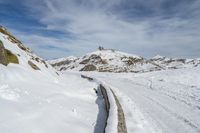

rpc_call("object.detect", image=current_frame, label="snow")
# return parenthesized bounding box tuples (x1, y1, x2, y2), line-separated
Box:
(48, 56, 78, 64)
(0, 65, 101, 133)
(0, 30, 102, 133)
(89, 49, 141, 60)
(49, 48, 200, 73)
(1, 26, 200, 133)
(49, 49, 161, 73)
(86, 49, 141, 68)
(85, 67, 200, 133)
(152, 55, 165, 60)
(0, 32, 57, 77)
(104, 87, 118, 133)
(0, 84, 20, 101)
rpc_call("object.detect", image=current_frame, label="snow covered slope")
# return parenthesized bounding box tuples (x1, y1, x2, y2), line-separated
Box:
(49, 49, 200, 73)
(150, 55, 200, 69)
(0, 26, 58, 76)
(86, 67, 200, 133)
(49, 49, 163, 73)
(0, 26, 102, 133)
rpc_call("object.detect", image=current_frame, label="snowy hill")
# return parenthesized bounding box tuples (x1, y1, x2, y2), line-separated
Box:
(0, 26, 58, 77)
(150, 55, 200, 69)
(49, 49, 164, 73)
(49, 50, 200, 73)
(0, 26, 102, 132)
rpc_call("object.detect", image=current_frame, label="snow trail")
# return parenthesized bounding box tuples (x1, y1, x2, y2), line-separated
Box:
(87, 69, 200, 133)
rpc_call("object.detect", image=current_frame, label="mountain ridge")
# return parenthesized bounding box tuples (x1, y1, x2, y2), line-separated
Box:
(49, 48, 200, 73)
(0, 25, 58, 76)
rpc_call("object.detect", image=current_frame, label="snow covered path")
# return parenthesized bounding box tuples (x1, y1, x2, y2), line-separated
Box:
(87, 68, 200, 133)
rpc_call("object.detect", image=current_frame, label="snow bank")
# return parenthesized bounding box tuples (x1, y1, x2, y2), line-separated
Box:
(101, 84, 118, 133)
(80, 74, 120, 133)
(106, 90, 118, 133)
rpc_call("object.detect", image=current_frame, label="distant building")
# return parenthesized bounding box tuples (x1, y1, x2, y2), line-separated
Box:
(98, 46, 104, 51)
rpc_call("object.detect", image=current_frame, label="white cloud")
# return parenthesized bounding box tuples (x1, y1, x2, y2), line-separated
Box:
(14, 0, 200, 59)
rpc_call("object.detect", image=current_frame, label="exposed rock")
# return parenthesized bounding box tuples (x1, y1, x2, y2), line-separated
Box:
(0, 26, 31, 53)
(49, 49, 200, 73)
(0, 40, 8, 65)
(79, 54, 107, 65)
(0, 40, 19, 66)
(28, 61, 40, 70)
(0, 26, 21, 44)
(52, 60, 73, 67)
(5, 49, 19, 64)
(80, 64, 97, 71)
(89, 54, 107, 64)
(122, 57, 142, 65)
(79, 59, 90, 64)
(60, 67, 67, 71)
(41, 60, 48, 68)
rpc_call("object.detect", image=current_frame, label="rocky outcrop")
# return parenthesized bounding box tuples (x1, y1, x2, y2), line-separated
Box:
(122, 56, 142, 65)
(0, 40, 19, 66)
(0, 26, 31, 53)
(49, 49, 200, 73)
(0, 25, 58, 75)
(0, 40, 8, 65)
(28, 61, 40, 70)
(5, 49, 19, 64)
(80, 64, 97, 71)
(48, 49, 163, 73)
(79, 54, 107, 65)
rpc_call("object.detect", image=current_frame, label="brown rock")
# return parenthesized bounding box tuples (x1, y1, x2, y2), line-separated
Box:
(80, 64, 97, 71)
(28, 60, 40, 70)
(0, 40, 8, 65)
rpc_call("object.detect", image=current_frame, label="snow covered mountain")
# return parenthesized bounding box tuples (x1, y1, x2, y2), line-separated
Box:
(49, 48, 200, 73)
(0, 26, 103, 133)
(49, 49, 164, 73)
(150, 55, 200, 69)
(1, 26, 200, 133)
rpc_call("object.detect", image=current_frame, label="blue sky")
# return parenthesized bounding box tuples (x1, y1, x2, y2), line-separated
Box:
(0, 0, 200, 59)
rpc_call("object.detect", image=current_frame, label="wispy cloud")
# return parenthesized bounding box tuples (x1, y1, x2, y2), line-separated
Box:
(1, 0, 200, 59)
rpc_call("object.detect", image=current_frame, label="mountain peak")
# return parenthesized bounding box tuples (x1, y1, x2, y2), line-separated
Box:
(49, 49, 161, 73)
(152, 55, 165, 60)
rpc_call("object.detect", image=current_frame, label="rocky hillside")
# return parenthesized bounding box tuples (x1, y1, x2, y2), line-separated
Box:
(49, 49, 200, 73)
(0, 25, 58, 76)
(49, 49, 165, 73)
(150, 55, 200, 69)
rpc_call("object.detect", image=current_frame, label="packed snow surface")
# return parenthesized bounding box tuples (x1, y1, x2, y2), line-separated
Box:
(86, 67, 200, 133)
